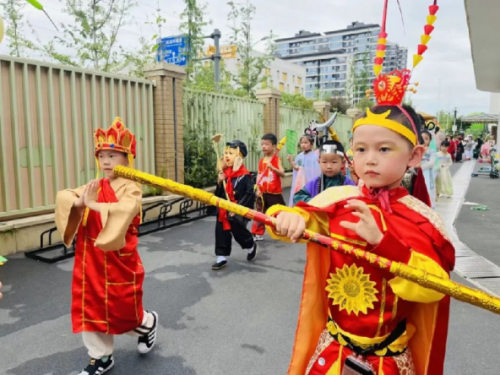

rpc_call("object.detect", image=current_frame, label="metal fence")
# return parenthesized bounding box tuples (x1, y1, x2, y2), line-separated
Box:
(183, 89, 265, 172)
(0, 56, 156, 219)
(278, 105, 321, 170)
(333, 113, 354, 147)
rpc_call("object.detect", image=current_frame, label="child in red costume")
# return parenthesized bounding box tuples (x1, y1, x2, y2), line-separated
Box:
(252, 133, 286, 241)
(270, 101, 455, 375)
(55, 118, 158, 375)
(267, 33, 456, 373)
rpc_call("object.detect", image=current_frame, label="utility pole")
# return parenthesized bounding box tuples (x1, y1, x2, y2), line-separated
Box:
(453, 107, 457, 135)
(201, 29, 222, 91)
(438, 79, 441, 124)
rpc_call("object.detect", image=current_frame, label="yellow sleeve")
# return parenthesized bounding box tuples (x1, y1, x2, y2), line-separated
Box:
(55, 185, 87, 247)
(388, 251, 449, 303)
(265, 204, 330, 243)
(94, 183, 141, 251)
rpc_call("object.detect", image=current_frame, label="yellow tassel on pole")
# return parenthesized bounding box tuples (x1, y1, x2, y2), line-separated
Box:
(413, 54, 424, 68)
(421, 35, 432, 45)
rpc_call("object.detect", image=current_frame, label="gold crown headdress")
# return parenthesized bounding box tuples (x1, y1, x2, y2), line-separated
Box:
(94, 117, 137, 176)
(353, 0, 440, 146)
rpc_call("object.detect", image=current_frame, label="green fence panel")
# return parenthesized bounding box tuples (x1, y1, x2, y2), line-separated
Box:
(0, 56, 156, 220)
(183, 89, 265, 172)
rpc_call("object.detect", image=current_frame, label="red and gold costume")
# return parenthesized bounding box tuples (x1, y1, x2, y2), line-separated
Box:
(55, 118, 144, 335)
(267, 2, 454, 374)
(252, 155, 286, 236)
(268, 184, 454, 374)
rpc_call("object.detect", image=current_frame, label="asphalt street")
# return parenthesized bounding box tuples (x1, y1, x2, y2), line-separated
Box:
(1, 162, 499, 375)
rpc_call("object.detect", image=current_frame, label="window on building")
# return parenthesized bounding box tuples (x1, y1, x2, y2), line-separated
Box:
(297, 77, 302, 85)
(265, 68, 270, 76)
(279, 82, 284, 92)
(295, 86, 300, 94)
(282, 72, 288, 81)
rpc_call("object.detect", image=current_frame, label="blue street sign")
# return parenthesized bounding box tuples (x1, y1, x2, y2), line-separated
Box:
(156, 35, 189, 66)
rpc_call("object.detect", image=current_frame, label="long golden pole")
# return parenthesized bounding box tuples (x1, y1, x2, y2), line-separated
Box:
(115, 165, 500, 315)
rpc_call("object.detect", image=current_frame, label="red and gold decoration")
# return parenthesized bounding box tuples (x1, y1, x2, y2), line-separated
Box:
(366, 0, 439, 104)
(94, 117, 137, 174)
(114, 165, 500, 316)
(94, 117, 137, 158)
(414, 1, 439, 69)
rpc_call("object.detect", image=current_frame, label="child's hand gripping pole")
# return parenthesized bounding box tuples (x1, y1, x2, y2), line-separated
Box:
(255, 136, 287, 190)
(114, 164, 500, 316)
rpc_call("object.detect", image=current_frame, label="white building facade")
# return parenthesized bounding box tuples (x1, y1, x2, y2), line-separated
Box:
(275, 22, 408, 101)
(221, 48, 306, 95)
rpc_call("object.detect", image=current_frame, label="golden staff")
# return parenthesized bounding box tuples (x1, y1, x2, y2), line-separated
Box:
(211, 134, 229, 200)
(114, 165, 500, 315)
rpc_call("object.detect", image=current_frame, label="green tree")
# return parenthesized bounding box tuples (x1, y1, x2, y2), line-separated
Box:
(281, 92, 314, 110)
(120, 12, 166, 78)
(1, 0, 25, 56)
(29, 0, 136, 71)
(330, 96, 350, 114)
(356, 52, 370, 99)
(347, 52, 371, 105)
(1, 0, 58, 50)
(227, 1, 276, 98)
(179, 0, 211, 83)
(189, 60, 236, 95)
(313, 88, 331, 101)
(355, 98, 375, 110)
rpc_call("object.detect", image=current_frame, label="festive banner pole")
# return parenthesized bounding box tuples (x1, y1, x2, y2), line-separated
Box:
(115, 165, 500, 316)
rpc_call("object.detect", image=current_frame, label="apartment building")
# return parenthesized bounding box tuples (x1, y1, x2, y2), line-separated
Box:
(207, 45, 306, 95)
(275, 22, 408, 101)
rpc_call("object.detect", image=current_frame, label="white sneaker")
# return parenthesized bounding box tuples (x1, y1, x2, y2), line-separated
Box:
(253, 235, 264, 242)
(136, 311, 158, 354)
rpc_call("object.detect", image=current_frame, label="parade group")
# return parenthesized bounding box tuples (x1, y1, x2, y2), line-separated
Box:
(6, 1, 493, 375)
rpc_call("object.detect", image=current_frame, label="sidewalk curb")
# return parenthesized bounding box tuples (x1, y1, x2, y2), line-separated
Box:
(440, 161, 500, 297)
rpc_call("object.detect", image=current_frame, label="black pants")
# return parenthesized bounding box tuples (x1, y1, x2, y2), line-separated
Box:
(215, 216, 254, 256)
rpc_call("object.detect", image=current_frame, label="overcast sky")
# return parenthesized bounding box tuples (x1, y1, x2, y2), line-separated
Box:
(0, 0, 490, 116)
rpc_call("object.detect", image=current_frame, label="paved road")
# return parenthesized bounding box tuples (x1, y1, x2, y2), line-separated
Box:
(1, 163, 499, 375)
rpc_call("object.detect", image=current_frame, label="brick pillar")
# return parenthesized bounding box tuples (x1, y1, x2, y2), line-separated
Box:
(145, 62, 186, 183)
(256, 88, 281, 135)
(313, 100, 332, 122)
(346, 107, 363, 119)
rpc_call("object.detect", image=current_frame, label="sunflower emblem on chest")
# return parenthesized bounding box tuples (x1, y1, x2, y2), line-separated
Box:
(325, 264, 379, 316)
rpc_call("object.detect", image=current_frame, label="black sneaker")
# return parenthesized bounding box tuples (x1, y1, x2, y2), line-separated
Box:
(247, 243, 257, 262)
(212, 260, 228, 270)
(79, 355, 114, 375)
(136, 311, 159, 354)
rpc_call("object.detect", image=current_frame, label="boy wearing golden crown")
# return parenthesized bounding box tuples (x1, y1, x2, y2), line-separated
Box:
(55, 118, 158, 375)
(265, 3, 455, 374)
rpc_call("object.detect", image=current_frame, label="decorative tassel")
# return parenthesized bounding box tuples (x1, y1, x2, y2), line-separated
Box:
(413, 1, 439, 69)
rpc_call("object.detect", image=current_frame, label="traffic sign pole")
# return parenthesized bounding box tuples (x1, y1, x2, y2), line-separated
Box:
(201, 29, 222, 92)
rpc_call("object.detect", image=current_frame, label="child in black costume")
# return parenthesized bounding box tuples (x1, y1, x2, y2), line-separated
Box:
(212, 140, 257, 271)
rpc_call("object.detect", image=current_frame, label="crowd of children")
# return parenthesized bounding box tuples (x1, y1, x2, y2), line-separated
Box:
(53, 108, 468, 375)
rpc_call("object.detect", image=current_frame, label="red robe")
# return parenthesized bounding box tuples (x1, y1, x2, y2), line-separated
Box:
(56, 178, 144, 335)
(267, 185, 455, 375)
